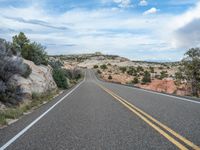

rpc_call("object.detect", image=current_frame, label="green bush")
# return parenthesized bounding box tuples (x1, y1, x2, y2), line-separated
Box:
(100, 64, 107, 70)
(12, 32, 48, 66)
(127, 67, 137, 76)
(176, 48, 200, 96)
(48, 59, 63, 69)
(21, 42, 48, 65)
(93, 65, 98, 69)
(53, 69, 68, 89)
(97, 69, 102, 74)
(142, 71, 151, 83)
(119, 67, 126, 73)
(132, 77, 139, 84)
(137, 66, 144, 72)
(149, 66, 154, 73)
(160, 71, 168, 79)
(108, 75, 112, 80)
(12, 32, 30, 53)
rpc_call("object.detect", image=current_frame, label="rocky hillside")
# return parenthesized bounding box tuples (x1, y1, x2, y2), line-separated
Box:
(0, 36, 58, 107)
(54, 53, 188, 96)
(53, 53, 176, 69)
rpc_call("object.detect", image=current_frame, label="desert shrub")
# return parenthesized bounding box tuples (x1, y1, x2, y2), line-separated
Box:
(160, 71, 168, 79)
(132, 77, 139, 84)
(71, 69, 82, 80)
(137, 66, 144, 72)
(108, 75, 112, 80)
(119, 67, 126, 73)
(93, 65, 98, 69)
(1, 57, 31, 81)
(100, 64, 107, 70)
(48, 59, 63, 69)
(142, 71, 151, 84)
(149, 66, 154, 73)
(97, 69, 102, 74)
(49, 57, 81, 81)
(63, 69, 73, 79)
(52, 69, 68, 89)
(127, 67, 137, 76)
(176, 48, 200, 96)
(0, 38, 32, 104)
(21, 42, 48, 65)
(12, 32, 48, 66)
(12, 32, 30, 53)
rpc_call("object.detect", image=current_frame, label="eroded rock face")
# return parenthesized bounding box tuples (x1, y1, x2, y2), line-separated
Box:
(7, 59, 57, 100)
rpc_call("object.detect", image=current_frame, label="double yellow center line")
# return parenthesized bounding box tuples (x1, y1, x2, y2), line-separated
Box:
(96, 83, 200, 150)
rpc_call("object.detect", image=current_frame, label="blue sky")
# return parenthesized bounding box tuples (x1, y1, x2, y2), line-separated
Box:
(0, 0, 200, 61)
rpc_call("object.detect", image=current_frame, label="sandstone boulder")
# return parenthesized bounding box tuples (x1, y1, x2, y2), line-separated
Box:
(7, 59, 57, 100)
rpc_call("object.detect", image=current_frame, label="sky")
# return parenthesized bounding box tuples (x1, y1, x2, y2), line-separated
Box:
(0, 0, 200, 61)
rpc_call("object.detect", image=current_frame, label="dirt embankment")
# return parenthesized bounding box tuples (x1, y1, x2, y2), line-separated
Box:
(137, 79, 177, 94)
(102, 73, 190, 96)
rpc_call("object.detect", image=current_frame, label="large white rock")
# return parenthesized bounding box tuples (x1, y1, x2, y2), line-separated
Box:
(8, 59, 57, 99)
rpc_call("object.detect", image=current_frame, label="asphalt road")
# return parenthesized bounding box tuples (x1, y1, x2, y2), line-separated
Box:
(0, 69, 200, 150)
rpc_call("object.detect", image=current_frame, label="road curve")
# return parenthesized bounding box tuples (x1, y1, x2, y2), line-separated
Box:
(0, 69, 200, 150)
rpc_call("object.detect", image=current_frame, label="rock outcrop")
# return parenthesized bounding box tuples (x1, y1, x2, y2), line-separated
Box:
(7, 59, 57, 100)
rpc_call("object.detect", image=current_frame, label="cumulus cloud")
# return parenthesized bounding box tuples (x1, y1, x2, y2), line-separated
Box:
(171, 2, 200, 48)
(139, 0, 148, 6)
(0, 5, 169, 57)
(143, 7, 158, 15)
(113, 0, 132, 8)
(1, 0, 197, 61)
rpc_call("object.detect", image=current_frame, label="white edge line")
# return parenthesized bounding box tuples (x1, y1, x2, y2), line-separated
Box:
(0, 72, 86, 150)
(121, 84, 200, 104)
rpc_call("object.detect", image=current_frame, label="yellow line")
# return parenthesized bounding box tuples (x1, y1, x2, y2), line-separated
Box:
(116, 96, 200, 150)
(96, 83, 200, 150)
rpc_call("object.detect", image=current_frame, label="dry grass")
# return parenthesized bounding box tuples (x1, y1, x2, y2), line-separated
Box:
(0, 90, 58, 126)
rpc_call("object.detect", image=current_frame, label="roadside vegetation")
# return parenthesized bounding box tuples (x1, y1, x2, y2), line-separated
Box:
(142, 71, 151, 84)
(175, 48, 200, 97)
(95, 47, 200, 98)
(108, 75, 112, 80)
(0, 38, 32, 105)
(12, 32, 48, 65)
(0, 90, 58, 126)
(100, 64, 107, 70)
(0, 32, 51, 105)
(93, 65, 98, 69)
(132, 77, 139, 84)
(49, 58, 82, 89)
(0, 32, 83, 126)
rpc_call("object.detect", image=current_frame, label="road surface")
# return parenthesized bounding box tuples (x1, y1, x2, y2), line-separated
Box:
(0, 70, 200, 150)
